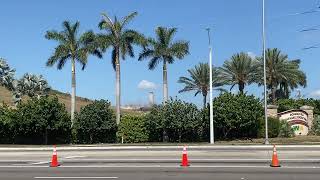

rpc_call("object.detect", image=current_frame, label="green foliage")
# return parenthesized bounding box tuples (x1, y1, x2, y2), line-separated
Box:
(278, 120, 294, 138)
(145, 98, 202, 142)
(258, 117, 280, 138)
(212, 93, 263, 139)
(117, 115, 149, 143)
(0, 105, 17, 143)
(14, 96, 71, 144)
(74, 100, 117, 144)
(277, 98, 320, 115)
(310, 115, 320, 135)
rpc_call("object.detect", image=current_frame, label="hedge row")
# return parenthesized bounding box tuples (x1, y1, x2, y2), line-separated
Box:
(0, 93, 306, 144)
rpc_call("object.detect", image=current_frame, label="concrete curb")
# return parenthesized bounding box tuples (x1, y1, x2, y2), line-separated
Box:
(0, 145, 320, 151)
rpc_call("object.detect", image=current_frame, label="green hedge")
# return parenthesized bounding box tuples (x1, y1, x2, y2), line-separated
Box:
(117, 115, 149, 143)
(74, 100, 117, 144)
(258, 117, 280, 138)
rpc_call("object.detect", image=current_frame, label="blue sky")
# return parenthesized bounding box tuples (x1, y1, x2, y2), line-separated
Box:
(1, 0, 320, 107)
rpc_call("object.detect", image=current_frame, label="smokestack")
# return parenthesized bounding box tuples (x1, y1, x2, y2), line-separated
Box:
(148, 92, 155, 106)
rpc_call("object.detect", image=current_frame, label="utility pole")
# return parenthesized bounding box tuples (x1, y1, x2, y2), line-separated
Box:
(206, 28, 214, 144)
(262, 0, 269, 144)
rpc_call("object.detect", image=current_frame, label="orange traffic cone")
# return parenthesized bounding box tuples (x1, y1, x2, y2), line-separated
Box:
(270, 145, 281, 167)
(50, 145, 60, 167)
(181, 145, 190, 167)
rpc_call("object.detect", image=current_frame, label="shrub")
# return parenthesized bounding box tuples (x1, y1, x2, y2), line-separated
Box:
(277, 98, 320, 115)
(117, 115, 149, 143)
(145, 98, 202, 142)
(278, 120, 294, 138)
(310, 115, 320, 135)
(258, 117, 281, 138)
(0, 105, 17, 143)
(211, 93, 263, 139)
(74, 100, 117, 144)
(13, 96, 71, 144)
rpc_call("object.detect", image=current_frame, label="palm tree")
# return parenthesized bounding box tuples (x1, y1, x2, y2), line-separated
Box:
(178, 63, 225, 109)
(45, 21, 102, 127)
(256, 48, 307, 104)
(97, 12, 146, 125)
(219, 52, 258, 94)
(139, 27, 189, 104)
(13, 73, 50, 105)
(0, 58, 15, 91)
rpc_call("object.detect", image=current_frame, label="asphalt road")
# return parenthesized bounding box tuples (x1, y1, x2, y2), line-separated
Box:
(1, 166, 320, 180)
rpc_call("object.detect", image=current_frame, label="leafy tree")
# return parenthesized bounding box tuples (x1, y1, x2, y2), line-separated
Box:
(278, 120, 294, 137)
(74, 100, 117, 144)
(256, 48, 306, 104)
(258, 117, 280, 138)
(12, 73, 50, 105)
(0, 58, 15, 92)
(212, 93, 263, 139)
(13, 96, 71, 144)
(139, 27, 189, 104)
(45, 21, 102, 127)
(0, 105, 17, 143)
(219, 52, 257, 94)
(311, 115, 320, 135)
(118, 115, 149, 143)
(145, 99, 202, 142)
(178, 63, 225, 109)
(97, 12, 146, 125)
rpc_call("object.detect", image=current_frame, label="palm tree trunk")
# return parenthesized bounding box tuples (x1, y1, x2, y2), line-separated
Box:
(271, 84, 276, 104)
(203, 93, 207, 110)
(239, 82, 244, 94)
(163, 61, 168, 104)
(71, 58, 76, 128)
(115, 50, 121, 125)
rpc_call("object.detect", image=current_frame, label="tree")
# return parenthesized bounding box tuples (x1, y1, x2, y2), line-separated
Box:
(97, 12, 146, 125)
(45, 21, 102, 127)
(219, 52, 257, 94)
(256, 48, 306, 104)
(178, 62, 225, 109)
(12, 73, 50, 105)
(74, 100, 117, 144)
(139, 27, 189, 104)
(0, 58, 15, 91)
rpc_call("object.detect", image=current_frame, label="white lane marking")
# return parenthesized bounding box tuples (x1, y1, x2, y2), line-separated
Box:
(60, 158, 320, 161)
(34, 177, 118, 179)
(63, 156, 86, 159)
(31, 161, 49, 165)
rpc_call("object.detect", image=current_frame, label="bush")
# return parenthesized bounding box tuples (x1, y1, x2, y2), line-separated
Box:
(74, 100, 117, 144)
(310, 115, 320, 135)
(0, 105, 17, 143)
(117, 115, 149, 143)
(13, 96, 71, 144)
(278, 120, 294, 138)
(258, 117, 280, 138)
(211, 93, 263, 139)
(145, 98, 202, 142)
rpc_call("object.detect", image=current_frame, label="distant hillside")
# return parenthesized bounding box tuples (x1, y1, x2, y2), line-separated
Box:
(0, 86, 92, 112)
(0, 86, 147, 115)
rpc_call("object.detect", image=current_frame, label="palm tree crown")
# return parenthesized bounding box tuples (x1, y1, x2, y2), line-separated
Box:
(256, 48, 306, 103)
(97, 12, 146, 125)
(178, 62, 225, 109)
(0, 58, 15, 90)
(139, 27, 189, 103)
(219, 52, 257, 94)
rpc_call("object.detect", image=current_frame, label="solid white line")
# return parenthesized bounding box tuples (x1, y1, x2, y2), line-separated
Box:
(63, 156, 86, 159)
(31, 161, 49, 165)
(34, 177, 118, 179)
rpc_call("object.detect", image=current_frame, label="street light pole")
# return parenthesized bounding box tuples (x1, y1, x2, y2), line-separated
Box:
(206, 28, 214, 144)
(262, 0, 269, 144)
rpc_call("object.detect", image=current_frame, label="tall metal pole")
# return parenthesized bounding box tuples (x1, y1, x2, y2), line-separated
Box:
(262, 0, 269, 144)
(206, 28, 214, 144)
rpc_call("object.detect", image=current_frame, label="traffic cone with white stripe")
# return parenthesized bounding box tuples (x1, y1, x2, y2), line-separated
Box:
(50, 145, 60, 167)
(270, 145, 281, 167)
(181, 145, 190, 167)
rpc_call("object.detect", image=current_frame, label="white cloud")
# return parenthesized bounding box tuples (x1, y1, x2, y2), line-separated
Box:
(138, 80, 157, 90)
(309, 90, 320, 97)
(247, 52, 257, 59)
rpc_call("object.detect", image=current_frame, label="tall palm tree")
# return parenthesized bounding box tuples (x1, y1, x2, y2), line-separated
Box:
(219, 52, 258, 94)
(139, 27, 189, 104)
(256, 48, 306, 104)
(178, 63, 225, 109)
(45, 21, 102, 127)
(0, 58, 15, 90)
(97, 12, 146, 125)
